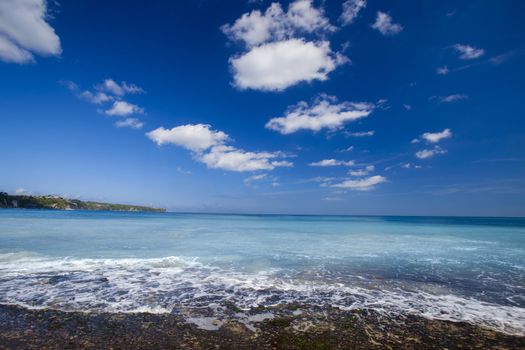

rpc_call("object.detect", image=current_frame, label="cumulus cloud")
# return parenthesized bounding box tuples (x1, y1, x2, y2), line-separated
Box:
(348, 165, 374, 176)
(147, 124, 292, 172)
(221, 0, 335, 48)
(371, 11, 402, 36)
(98, 79, 144, 96)
(416, 146, 447, 159)
(230, 39, 348, 91)
(146, 124, 229, 152)
(105, 101, 145, 117)
(454, 44, 485, 60)
(309, 159, 355, 167)
(223, 1, 346, 91)
(199, 146, 292, 172)
(340, 0, 366, 26)
(421, 128, 452, 143)
(331, 175, 386, 191)
(266, 95, 373, 134)
(0, 0, 61, 63)
(115, 118, 144, 129)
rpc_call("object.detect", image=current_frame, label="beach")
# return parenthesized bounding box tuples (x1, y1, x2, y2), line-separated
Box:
(1, 304, 524, 349)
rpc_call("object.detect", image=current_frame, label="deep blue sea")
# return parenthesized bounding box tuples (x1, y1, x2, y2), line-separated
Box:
(0, 209, 524, 334)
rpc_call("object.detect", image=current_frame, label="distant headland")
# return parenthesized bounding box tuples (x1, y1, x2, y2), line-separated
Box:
(0, 192, 165, 213)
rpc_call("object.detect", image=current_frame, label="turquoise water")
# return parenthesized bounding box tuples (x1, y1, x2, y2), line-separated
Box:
(0, 209, 524, 334)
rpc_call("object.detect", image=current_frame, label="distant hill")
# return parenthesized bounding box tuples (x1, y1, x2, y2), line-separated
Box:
(0, 192, 165, 212)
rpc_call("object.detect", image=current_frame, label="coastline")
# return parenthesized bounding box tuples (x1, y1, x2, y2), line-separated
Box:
(0, 304, 523, 350)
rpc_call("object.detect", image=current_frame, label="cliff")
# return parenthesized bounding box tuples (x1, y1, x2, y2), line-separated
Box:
(0, 192, 165, 212)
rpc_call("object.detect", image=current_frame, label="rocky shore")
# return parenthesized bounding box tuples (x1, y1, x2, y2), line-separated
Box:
(0, 304, 523, 349)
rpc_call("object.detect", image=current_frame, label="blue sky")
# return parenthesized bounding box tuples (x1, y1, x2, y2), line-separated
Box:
(1, 0, 524, 216)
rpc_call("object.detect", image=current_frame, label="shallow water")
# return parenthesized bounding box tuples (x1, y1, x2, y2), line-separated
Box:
(0, 209, 524, 334)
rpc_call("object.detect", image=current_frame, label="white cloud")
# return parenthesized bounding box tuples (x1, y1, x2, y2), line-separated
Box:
(221, 0, 334, 48)
(147, 124, 292, 172)
(340, 0, 366, 26)
(105, 101, 145, 117)
(80, 91, 113, 104)
(309, 159, 355, 167)
(416, 146, 447, 159)
(331, 175, 386, 191)
(266, 95, 372, 134)
(345, 130, 375, 137)
(244, 173, 268, 184)
(421, 128, 452, 143)
(98, 79, 144, 96)
(403, 104, 412, 111)
(0, 0, 61, 63)
(198, 145, 292, 172)
(15, 188, 31, 195)
(371, 11, 402, 36)
(349, 165, 374, 176)
(436, 66, 449, 75)
(454, 44, 485, 60)
(115, 118, 144, 129)
(435, 94, 468, 103)
(323, 196, 344, 201)
(146, 124, 229, 151)
(0, 35, 34, 63)
(400, 162, 422, 169)
(230, 39, 348, 91)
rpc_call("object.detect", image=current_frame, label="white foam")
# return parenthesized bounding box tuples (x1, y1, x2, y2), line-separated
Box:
(0, 253, 524, 335)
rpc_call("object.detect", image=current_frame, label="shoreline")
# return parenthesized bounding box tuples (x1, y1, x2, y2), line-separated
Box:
(1, 304, 523, 349)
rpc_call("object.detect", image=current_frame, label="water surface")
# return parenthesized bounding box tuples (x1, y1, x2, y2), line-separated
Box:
(0, 210, 524, 334)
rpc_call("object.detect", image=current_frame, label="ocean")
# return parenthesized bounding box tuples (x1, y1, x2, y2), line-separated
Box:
(0, 209, 524, 335)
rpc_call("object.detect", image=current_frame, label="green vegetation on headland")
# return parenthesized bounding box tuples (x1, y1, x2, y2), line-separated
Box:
(0, 192, 165, 212)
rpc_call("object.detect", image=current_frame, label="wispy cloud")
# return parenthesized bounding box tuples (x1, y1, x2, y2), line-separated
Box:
(331, 175, 387, 191)
(340, 0, 366, 26)
(436, 66, 449, 75)
(453, 44, 485, 60)
(413, 129, 452, 159)
(61, 78, 146, 128)
(309, 159, 355, 167)
(430, 94, 468, 103)
(348, 165, 375, 176)
(97, 79, 144, 96)
(345, 130, 375, 137)
(115, 118, 144, 129)
(371, 11, 403, 36)
(416, 146, 447, 159)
